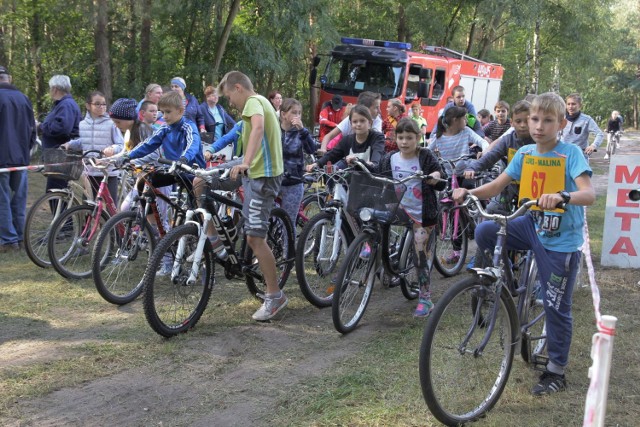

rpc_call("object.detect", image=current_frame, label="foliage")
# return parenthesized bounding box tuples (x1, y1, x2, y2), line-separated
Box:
(0, 0, 635, 124)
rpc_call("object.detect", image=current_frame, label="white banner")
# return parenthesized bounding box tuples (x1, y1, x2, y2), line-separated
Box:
(601, 155, 640, 267)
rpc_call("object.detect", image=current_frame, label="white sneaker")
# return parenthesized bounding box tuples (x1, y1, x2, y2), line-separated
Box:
(252, 291, 288, 321)
(604, 154, 609, 160)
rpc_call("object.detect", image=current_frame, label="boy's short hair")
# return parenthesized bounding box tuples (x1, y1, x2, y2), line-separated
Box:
(218, 71, 254, 93)
(511, 100, 531, 116)
(565, 92, 582, 105)
(530, 92, 565, 122)
(494, 100, 510, 112)
(451, 85, 465, 96)
(357, 91, 381, 108)
(140, 100, 156, 112)
(158, 91, 183, 111)
(477, 109, 491, 118)
(280, 98, 301, 113)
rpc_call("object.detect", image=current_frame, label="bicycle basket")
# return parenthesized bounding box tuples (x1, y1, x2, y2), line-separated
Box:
(42, 148, 83, 180)
(346, 171, 406, 224)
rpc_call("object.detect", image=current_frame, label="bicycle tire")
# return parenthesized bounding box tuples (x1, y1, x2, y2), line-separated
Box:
(24, 191, 74, 268)
(296, 192, 325, 238)
(48, 204, 110, 280)
(142, 223, 214, 337)
(434, 205, 469, 277)
(398, 228, 427, 301)
(295, 211, 350, 308)
(520, 257, 547, 363)
(244, 207, 295, 298)
(419, 276, 518, 425)
(331, 232, 376, 334)
(92, 210, 155, 305)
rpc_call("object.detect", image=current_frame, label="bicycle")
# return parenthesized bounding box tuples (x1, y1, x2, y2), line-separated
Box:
(295, 165, 360, 308)
(605, 130, 622, 159)
(141, 159, 294, 338)
(433, 154, 481, 277)
(24, 148, 97, 268)
(419, 194, 550, 425)
(46, 157, 118, 279)
(331, 162, 438, 334)
(90, 163, 190, 305)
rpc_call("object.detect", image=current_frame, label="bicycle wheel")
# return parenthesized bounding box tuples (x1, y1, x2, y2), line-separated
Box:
(142, 223, 214, 337)
(245, 207, 295, 298)
(24, 191, 73, 268)
(520, 257, 547, 363)
(48, 204, 110, 280)
(332, 233, 377, 334)
(297, 193, 324, 235)
(420, 277, 518, 425)
(295, 211, 350, 308)
(92, 210, 155, 305)
(434, 205, 469, 277)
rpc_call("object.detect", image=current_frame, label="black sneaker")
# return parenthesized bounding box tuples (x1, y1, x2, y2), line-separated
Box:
(531, 371, 567, 396)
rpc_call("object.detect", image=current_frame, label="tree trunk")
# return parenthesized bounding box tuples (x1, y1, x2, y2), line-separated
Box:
(442, 0, 463, 47)
(29, 0, 45, 114)
(95, 0, 112, 102)
(140, 0, 151, 84)
(0, 26, 7, 66)
(127, 0, 137, 87)
(531, 19, 541, 95)
(465, 1, 480, 56)
(397, 5, 408, 42)
(211, 0, 241, 83)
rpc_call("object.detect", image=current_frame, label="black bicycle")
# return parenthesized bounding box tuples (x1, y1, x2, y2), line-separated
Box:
(141, 159, 295, 338)
(419, 194, 549, 425)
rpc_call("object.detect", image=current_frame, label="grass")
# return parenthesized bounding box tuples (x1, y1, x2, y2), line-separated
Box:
(1, 156, 638, 426)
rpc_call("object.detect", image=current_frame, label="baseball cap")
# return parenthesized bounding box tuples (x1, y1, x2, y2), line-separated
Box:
(0, 66, 9, 75)
(331, 95, 343, 110)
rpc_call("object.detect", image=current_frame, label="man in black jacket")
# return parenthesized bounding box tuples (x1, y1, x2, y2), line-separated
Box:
(0, 66, 36, 252)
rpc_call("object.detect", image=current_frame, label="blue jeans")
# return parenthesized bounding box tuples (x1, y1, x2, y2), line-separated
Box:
(475, 214, 581, 371)
(0, 170, 28, 245)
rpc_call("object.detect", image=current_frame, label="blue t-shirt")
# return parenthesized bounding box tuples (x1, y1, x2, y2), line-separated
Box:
(506, 141, 591, 252)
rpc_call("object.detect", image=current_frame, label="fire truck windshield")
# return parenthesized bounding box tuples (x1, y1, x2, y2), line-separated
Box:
(322, 57, 405, 99)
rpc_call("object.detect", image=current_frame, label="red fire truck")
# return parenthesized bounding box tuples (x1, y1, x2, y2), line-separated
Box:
(311, 37, 504, 134)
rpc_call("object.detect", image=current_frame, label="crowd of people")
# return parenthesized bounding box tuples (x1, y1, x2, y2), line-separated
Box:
(0, 64, 618, 397)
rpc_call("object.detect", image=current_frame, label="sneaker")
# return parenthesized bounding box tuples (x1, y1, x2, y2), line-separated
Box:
(444, 250, 460, 265)
(531, 371, 567, 396)
(252, 291, 289, 321)
(359, 243, 371, 260)
(604, 153, 609, 160)
(466, 255, 476, 271)
(414, 296, 434, 318)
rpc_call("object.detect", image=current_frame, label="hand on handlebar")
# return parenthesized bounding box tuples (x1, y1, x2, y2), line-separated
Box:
(584, 144, 596, 155)
(230, 163, 249, 180)
(537, 193, 565, 211)
(452, 188, 469, 204)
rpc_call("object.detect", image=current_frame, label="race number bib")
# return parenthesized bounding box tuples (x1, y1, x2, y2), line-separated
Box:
(507, 148, 517, 165)
(518, 155, 565, 212)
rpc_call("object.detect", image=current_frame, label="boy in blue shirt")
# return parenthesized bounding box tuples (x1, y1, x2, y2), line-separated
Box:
(454, 92, 596, 396)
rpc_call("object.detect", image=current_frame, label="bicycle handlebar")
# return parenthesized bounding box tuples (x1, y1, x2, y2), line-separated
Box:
(462, 194, 565, 223)
(351, 158, 446, 185)
(157, 158, 232, 179)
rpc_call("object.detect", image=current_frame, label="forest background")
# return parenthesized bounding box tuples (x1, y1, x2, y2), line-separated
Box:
(1, 0, 639, 127)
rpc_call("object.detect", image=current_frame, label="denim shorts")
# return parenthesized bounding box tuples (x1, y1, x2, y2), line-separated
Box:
(242, 175, 283, 238)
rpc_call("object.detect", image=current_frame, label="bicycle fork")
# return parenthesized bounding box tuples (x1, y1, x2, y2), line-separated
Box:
(174, 209, 211, 286)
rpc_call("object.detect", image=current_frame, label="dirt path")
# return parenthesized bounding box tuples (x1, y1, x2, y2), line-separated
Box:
(2, 133, 639, 427)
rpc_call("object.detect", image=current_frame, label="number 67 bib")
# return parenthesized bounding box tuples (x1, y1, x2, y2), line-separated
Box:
(518, 155, 565, 213)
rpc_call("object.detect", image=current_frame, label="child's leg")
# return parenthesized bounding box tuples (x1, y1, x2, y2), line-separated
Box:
(278, 183, 304, 238)
(243, 176, 283, 295)
(412, 224, 435, 317)
(530, 248, 580, 375)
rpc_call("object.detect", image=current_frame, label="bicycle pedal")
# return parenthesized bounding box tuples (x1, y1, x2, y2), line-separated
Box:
(531, 354, 549, 371)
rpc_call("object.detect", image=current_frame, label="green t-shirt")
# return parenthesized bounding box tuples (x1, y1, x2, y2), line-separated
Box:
(411, 115, 428, 144)
(241, 95, 283, 178)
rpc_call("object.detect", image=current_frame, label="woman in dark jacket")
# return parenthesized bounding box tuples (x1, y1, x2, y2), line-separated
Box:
(199, 85, 236, 139)
(170, 77, 205, 132)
